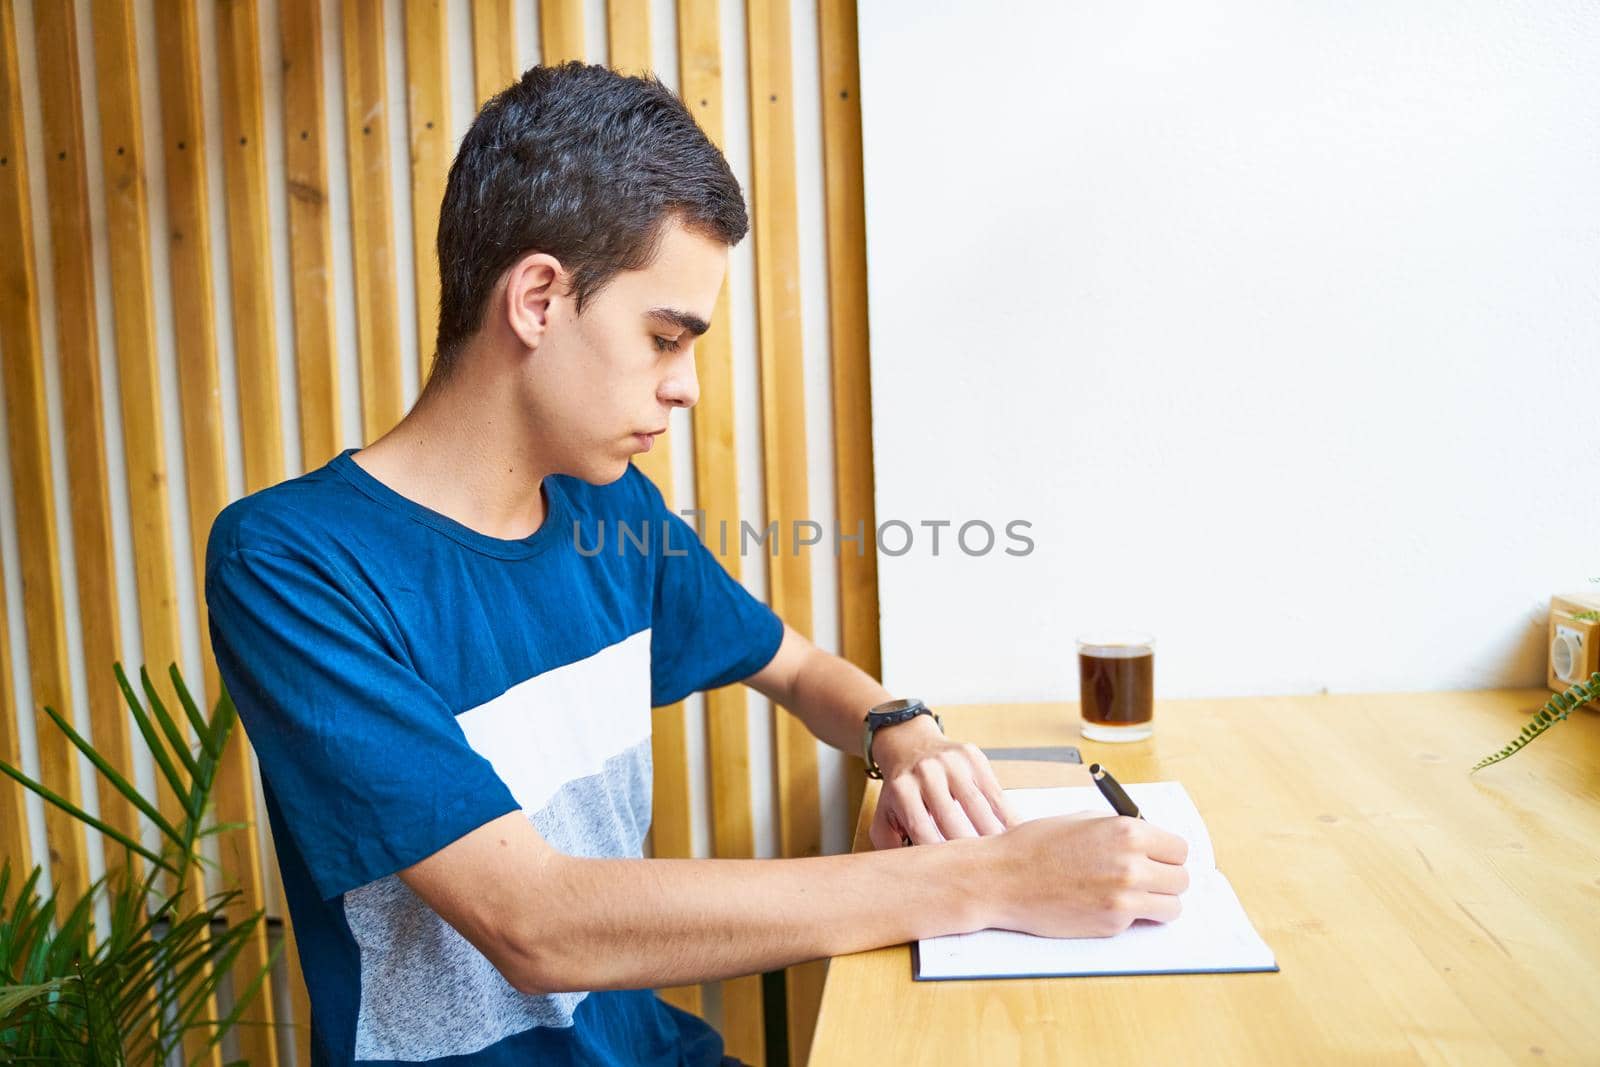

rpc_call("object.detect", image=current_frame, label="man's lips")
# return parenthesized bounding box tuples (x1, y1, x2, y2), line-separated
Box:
(632, 429, 667, 452)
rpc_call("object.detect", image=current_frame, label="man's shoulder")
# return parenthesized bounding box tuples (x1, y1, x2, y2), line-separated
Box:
(205, 458, 363, 579)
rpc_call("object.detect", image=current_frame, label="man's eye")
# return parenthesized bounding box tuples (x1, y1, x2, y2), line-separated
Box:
(654, 335, 683, 353)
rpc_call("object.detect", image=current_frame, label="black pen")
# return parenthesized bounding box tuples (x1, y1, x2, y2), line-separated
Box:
(1089, 763, 1144, 820)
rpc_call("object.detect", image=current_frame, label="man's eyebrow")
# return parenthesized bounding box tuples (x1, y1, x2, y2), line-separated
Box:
(646, 307, 712, 337)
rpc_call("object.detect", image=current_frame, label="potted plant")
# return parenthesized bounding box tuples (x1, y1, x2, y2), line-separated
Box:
(0, 664, 280, 1064)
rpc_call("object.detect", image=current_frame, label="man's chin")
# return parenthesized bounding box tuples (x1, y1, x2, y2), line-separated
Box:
(568, 455, 635, 486)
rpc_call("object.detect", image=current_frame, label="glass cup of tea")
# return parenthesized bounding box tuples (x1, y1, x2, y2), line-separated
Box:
(1076, 632, 1155, 742)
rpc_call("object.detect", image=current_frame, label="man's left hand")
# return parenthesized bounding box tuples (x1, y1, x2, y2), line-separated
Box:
(867, 716, 1018, 849)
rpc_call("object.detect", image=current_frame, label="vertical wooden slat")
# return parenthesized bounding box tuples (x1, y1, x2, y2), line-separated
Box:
(0, 0, 91, 906)
(680, 0, 766, 1057)
(341, 0, 403, 441)
(275, 3, 326, 1054)
(280, 0, 341, 469)
(152, 0, 224, 716)
(88, 0, 185, 744)
(270, 848, 311, 1067)
(0, 0, 36, 878)
(745, 0, 824, 1060)
(211, 3, 283, 1062)
(815, 0, 875, 829)
(615, 2, 704, 1015)
(128, 4, 224, 1062)
(89, 4, 220, 1062)
(216, 0, 285, 494)
(0, 550, 23, 869)
(539, 0, 585, 66)
(647, 695, 703, 1016)
(403, 0, 449, 381)
(606, 0, 650, 76)
(32, 2, 137, 876)
(469, 0, 515, 108)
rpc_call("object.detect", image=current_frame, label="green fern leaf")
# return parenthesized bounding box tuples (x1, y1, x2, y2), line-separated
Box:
(1472, 671, 1600, 772)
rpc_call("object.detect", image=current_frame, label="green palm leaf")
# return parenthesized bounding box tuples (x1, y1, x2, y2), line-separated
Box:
(169, 663, 218, 758)
(113, 663, 192, 820)
(0, 761, 172, 874)
(38, 701, 185, 847)
(139, 666, 202, 803)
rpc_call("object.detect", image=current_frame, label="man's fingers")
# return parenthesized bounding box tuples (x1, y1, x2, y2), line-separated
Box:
(1138, 823, 1190, 867)
(926, 791, 980, 840)
(886, 780, 945, 844)
(1140, 857, 1191, 897)
(965, 747, 1019, 828)
(904, 805, 945, 844)
(915, 767, 972, 844)
(948, 775, 1006, 836)
(868, 813, 901, 851)
(913, 764, 979, 840)
(1136, 890, 1184, 925)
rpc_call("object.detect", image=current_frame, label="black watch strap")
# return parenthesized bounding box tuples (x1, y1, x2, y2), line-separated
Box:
(862, 698, 943, 779)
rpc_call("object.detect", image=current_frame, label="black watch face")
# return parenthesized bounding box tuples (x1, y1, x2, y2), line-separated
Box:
(871, 697, 923, 719)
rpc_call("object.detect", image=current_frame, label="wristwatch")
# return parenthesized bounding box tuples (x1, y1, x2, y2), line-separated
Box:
(862, 698, 943, 779)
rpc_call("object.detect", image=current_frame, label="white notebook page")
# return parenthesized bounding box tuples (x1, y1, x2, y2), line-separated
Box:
(915, 784, 1277, 980)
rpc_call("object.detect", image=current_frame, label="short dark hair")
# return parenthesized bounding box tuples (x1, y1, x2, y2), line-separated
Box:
(432, 62, 748, 365)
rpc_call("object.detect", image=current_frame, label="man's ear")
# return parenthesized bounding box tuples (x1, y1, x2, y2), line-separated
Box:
(503, 252, 566, 350)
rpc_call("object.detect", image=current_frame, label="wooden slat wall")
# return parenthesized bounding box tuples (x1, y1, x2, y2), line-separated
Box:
(342, 0, 404, 441)
(404, 0, 450, 380)
(816, 0, 878, 829)
(280, 0, 341, 469)
(0, 548, 22, 869)
(0, 0, 89, 904)
(539, 0, 585, 66)
(744, 1, 829, 1060)
(144, 6, 226, 957)
(151, 6, 262, 1064)
(678, 1, 767, 1059)
(276, 4, 328, 1051)
(30, 1, 135, 886)
(606, 0, 651, 75)
(470, 0, 516, 107)
(603, 0, 705, 1023)
(151, 0, 223, 724)
(89, 3, 223, 1063)
(86, 0, 187, 818)
(0, 3, 882, 1063)
(212, 3, 284, 1061)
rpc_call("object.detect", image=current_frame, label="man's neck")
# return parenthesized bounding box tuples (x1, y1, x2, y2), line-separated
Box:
(351, 346, 552, 541)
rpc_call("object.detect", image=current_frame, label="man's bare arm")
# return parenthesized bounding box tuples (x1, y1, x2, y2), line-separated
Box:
(399, 805, 1189, 995)
(742, 622, 891, 755)
(744, 623, 1017, 844)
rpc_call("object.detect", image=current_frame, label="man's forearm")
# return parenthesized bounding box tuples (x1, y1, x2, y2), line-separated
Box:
(781, 639, 893, 754)
(514, 836, 994, 994)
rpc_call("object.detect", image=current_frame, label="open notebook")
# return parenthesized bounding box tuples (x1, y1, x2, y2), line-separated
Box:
(914, 783, 1278, 980)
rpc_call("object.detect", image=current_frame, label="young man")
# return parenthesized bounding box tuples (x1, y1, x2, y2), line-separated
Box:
(206, 63, 1188, 1066)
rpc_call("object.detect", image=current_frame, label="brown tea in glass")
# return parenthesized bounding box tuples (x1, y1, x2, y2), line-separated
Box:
(1077, 632, 1155, 742)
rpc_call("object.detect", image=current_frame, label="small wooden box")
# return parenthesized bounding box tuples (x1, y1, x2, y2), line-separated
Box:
(1548, 591, 1600, 692)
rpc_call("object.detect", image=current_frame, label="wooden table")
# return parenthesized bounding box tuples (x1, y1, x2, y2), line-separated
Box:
(809, 690, 1600, 1064)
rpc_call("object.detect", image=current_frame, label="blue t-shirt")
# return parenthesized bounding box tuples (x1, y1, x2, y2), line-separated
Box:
(205, 449, 782, 1066)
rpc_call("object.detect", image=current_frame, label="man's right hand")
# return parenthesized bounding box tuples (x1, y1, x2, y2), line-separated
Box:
(986, 812, 1191, 938)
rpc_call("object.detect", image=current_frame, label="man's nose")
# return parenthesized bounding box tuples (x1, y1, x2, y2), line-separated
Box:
(660, 354, 700, 409)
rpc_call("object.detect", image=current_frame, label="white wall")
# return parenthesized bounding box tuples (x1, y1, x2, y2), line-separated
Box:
(859, 1, 1600, 704)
